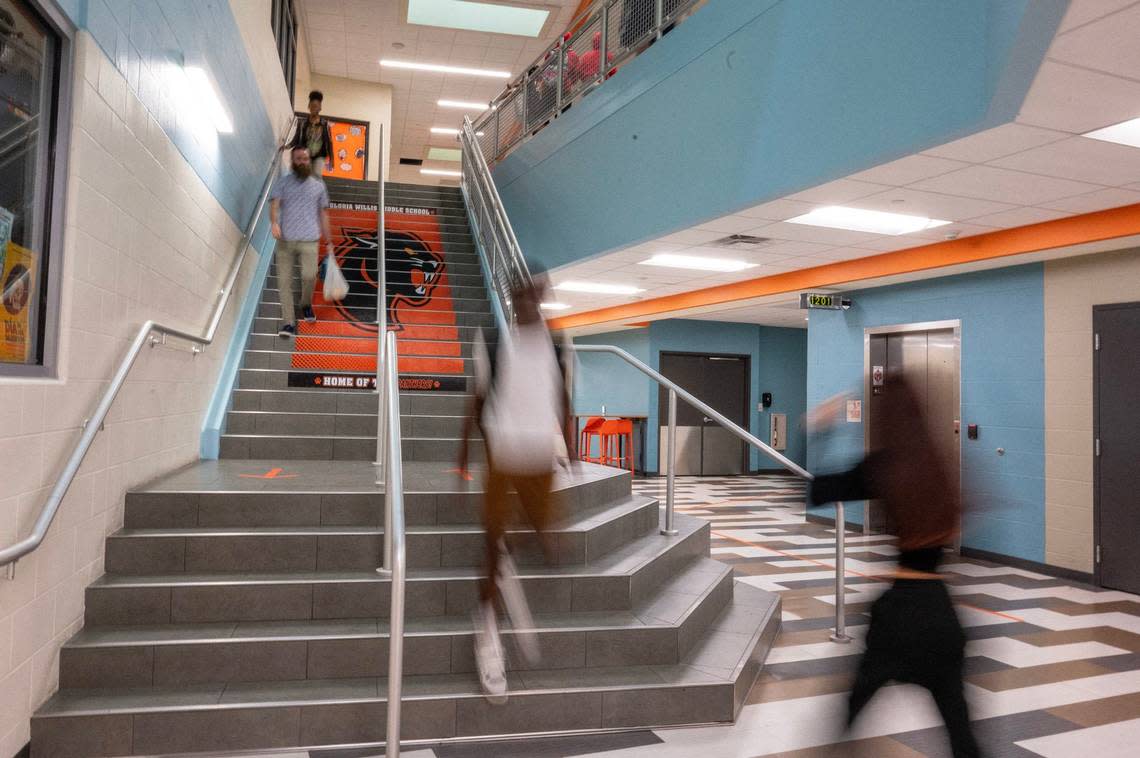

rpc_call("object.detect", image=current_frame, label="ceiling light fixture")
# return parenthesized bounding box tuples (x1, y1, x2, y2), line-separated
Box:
(787, 206, 950, 236)
(430, 127, 484, 136)
(540, 302, 571, 310)
(438, 99, 490, 111)
(639, 254, 758, 272)
(553, 281, 645, 295)
(380, 59, 511, 78)
(1084, 116, 1140, 149)
(421, 168, 462, 177)
(427, 147, 461, 162)
(408, 0, 549, 38)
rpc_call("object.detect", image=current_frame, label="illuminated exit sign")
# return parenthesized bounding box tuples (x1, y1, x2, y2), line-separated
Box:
(799, 293, 852, 310)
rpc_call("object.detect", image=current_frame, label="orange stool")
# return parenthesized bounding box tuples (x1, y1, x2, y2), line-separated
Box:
(599, 418, 635, 473)
(579, 416, 605, 463)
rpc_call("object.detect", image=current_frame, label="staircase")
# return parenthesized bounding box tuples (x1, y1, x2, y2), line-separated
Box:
(30, 181, 782, 757)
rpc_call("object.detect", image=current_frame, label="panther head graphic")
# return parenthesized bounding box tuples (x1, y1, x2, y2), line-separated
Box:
(330, 228, 445, 331)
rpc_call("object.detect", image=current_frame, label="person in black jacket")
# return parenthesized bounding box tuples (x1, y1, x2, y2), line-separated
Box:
(809, 376, 983, 758)
(291, 90, 333, 179)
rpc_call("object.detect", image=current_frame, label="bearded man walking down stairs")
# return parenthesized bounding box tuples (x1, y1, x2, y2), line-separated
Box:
(458, 274, 574, 703)
(269, 146, 331, 338)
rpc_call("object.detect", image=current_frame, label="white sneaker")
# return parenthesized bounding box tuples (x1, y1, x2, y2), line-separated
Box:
(497, 548, 539, 665)
(473, 602, 507, 705)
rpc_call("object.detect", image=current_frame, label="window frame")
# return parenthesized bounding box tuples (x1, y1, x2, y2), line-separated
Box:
(0, 0, 73, 379)
(271, 0, 298, 105)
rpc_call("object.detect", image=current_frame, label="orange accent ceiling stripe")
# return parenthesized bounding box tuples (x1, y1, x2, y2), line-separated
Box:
(549, 203, 1140, 330)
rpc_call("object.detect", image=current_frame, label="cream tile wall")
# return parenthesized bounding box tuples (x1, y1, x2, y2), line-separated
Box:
(0, 31, 281, 755)
(1043, 247, 1140, 573)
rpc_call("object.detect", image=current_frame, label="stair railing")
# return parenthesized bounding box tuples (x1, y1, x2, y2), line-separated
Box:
(0, 125, 292, 578)
(460, 107, 849, 642)
(375, 124, 389, 480)
(471, 0, 705, 166)
(375, 329, 407, 756)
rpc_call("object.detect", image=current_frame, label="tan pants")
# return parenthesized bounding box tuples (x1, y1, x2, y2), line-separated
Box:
(481, 462, 556, 606)
(274, 240, 318, 325)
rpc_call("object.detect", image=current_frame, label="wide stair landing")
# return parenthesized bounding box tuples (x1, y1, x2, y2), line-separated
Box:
(221, 180, 491, 463)
(30, 182, 781, 756)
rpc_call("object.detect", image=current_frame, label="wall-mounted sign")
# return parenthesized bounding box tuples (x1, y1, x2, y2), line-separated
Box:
(846, 399, 862, 423)
(799, 293, 851, 310)
(872, 364, 885, 395)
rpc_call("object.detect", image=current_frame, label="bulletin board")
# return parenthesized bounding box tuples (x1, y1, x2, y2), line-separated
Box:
(296, 113, 370, 181)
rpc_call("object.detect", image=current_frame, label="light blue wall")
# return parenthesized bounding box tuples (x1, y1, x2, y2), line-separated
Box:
(493, 0, 1067, 271)
(573, 320, 808, 474)
(63, 0, 280, 228)
(806, 265, 1046, 563)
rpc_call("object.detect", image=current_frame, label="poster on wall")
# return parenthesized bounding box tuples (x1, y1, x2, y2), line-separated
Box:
(0, 241, 35, 364)
(296, 113, 370, 181)
(0, 206, 12, 273)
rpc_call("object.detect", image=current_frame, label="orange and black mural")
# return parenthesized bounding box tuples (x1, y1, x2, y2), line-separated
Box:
(286, 204, 467, 391)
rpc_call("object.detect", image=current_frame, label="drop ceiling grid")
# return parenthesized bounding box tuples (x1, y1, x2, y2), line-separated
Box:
(297, 0, 580, 185)
(548, 1, 1140, 325)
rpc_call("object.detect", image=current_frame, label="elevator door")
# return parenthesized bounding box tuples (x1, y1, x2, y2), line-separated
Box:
(867, 328, 960, 534)
(658, 353, 749, 475)
(1095, 303, 1140, 594)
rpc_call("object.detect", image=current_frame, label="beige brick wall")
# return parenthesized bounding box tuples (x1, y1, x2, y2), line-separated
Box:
(0, 30, 287, 754)
(1043, 247, 1140, 573)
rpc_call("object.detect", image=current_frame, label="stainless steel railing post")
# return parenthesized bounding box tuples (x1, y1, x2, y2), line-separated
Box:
(655, 0, 665, 40)
(663, 387, 678, 536)
(830, 500, 851, 644)
(380, 329, 406, 755)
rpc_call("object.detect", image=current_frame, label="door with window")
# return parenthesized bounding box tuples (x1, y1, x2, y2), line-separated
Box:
(657, 352, 749, 475)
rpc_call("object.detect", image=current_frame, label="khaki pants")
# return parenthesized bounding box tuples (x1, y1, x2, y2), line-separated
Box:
(274, 240, 318, 325)
(481, 460, 556, 606)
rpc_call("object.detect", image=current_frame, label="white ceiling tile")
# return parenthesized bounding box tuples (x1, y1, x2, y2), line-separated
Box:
(752, 221, 883, 247)
(990, 136, 1140, 187)
(305, 13, 346, 32)
(308, 29, 346, 49)
(966, 206, 1072, 228)
(1050, 4, 1140, 81)
(734, 198, 818, 221)
(907, 221, 997, 241)
(1017, 60, 1140, 133)
(693, 215, 765, 235)
(848, 154, 970, 186)
(785, 178, 890, 204)
(849, 235, 929, 252)
(922, 123, 1069, 163)
(1038, 186, 1140, 213)
(1057, 0, 1138, 32)
(909, 165, 1102, 205)
(851, 187, 1016, 221)
(658, 229, 725, 245)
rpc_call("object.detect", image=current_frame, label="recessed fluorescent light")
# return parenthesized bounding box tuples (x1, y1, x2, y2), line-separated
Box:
(1084, 117, 1140, 149)
(438, 99, 490, 111)
(428, 147, 461, 162)
(554, 281, 644, 295)
(381, 59, 511, 78)
(639, 254, 758, 273)
(421, 168, 461, 177)
(787, 206, 950, 236)
(431, 127, 484, 137)
(540, 302, 571, 310)
(409, 0, 549, 38)
(185, 67, 233, 133)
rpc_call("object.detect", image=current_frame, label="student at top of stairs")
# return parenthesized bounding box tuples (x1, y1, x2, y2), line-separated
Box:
(269, 146, 330, 338)
(289, 90, 333, 180)
(457, 274, 575, 703)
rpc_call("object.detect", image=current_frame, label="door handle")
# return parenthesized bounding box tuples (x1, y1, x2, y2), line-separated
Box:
(703, 417, 712, 424)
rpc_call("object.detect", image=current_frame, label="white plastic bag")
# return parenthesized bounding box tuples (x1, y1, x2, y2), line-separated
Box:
(323, 255, 349, 302)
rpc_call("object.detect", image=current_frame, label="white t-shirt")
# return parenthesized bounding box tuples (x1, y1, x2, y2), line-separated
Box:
(476, 322, 562, 474)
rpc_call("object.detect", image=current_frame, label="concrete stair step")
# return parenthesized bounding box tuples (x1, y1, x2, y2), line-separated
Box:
(83, 516, 708, 625)
(105, 495, 657, 574)
(253, 309, 495, 328)
(61, 558, 730, 688)
(241, 349, 475, 373)
(35, 582, 778, 756)
(217, 432, 482, 462)
(246, 332, 479, 354)
(252, 318, 495, 340)
(231, 388, 474, 415)
(122, 462, 632, 530)
(225, 410, 468, 437)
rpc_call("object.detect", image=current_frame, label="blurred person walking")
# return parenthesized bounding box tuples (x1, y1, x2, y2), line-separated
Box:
(808, 376, 982, 758)
(290, 90, 333, 179)
(457, 275, 574, 703)
(269, 146, 331, 337)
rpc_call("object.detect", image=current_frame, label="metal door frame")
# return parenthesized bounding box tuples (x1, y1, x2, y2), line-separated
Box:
(658, 350, 752, 475)
(862, 320, 962, 538)
(1091, 300, 1140, 588)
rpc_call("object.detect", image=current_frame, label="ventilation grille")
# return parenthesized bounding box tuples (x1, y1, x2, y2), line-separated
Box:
(710, 234, 772, 249)
(399, 157, 424, 166)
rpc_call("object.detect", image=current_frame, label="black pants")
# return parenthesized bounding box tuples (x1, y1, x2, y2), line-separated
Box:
(848, 578, 982, 758)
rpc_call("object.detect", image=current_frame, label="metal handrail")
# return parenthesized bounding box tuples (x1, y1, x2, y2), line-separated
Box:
(472, 0, 703, 166)
(376, 330, 407, 756)
(0, 127, 291, 576)
(459, 116, 531, 325)
(375, 124, 388, 481)
(572, 344, 851, 642)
